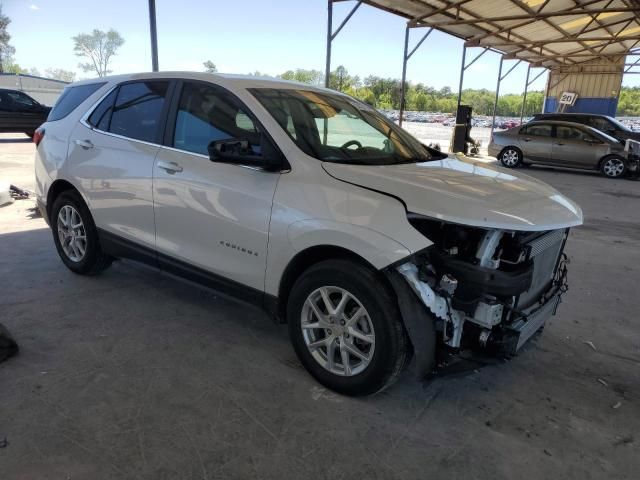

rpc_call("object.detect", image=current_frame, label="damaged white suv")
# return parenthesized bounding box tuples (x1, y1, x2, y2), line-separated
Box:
(34, 73, 582, 395)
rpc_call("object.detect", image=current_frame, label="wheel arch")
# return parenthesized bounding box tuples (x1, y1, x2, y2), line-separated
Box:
(498, 145, 523, 159)
(47, 179, 81, 219)
(275, 245, 392, 323)
(598, 153, 626, 170)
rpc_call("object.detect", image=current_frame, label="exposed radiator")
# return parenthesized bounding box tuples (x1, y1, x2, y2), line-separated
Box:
(515, 229, 567, 310)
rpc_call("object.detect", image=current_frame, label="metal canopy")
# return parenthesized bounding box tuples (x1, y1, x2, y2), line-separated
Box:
(360, 0, 640, 67)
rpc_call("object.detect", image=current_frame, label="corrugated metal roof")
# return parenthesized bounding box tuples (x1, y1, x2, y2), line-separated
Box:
(362, 0, 640, 68)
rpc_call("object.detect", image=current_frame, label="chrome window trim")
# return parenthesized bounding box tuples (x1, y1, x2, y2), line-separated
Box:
(78, 81, 285, 173)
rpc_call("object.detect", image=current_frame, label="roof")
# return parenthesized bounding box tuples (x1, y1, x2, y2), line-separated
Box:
(71, 71, 328, 91)
(363, 0, 640, 68)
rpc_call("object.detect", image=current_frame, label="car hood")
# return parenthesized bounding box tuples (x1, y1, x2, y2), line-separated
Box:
(322, 155, 583, 231)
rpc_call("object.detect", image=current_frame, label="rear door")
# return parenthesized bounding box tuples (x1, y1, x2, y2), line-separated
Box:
(153, 80, 280, 292)
(518, 123, 553, 163)
(552, 125, 606, 168)
(66, 80, 173, 249)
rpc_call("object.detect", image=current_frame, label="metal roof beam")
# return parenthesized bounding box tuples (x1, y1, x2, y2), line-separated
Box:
(432, 0, 574, 64)
(511, 0, 615, 66)
(469, 36, 640, 47)
(417, 7, 638, 28)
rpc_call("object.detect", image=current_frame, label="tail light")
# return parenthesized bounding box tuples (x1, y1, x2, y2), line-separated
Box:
(33, 127, 45, 147)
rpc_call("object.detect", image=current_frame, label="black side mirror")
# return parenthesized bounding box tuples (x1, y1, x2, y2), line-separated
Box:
(208, 136, 283, 172)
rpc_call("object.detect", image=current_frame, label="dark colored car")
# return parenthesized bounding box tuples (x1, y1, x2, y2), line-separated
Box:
(0, 88, 51, 138)
(532, 113, 640, 144)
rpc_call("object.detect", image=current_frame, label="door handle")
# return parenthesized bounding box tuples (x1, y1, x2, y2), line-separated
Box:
(523, 138, 532, 142)
(157, 160, 183, 174)
(74, 139, 94, 149)
(554, 142, 565, 146)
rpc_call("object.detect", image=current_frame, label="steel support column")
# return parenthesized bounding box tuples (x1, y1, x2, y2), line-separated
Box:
(148, 0, 159, 72)
(325, 0, 363, 88)
(491, 58, 522, 135)
(456, 46, 489, 111)
(520, 66, 547, 123)
(457, 46, 467, 112)
(399, 25, 433, 126)
(520, 64, 531, 124)
(491, 57, 504, 136)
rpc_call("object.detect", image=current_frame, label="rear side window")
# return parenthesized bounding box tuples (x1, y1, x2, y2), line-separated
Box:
(87, 89, 117, 131)
(521, 124, 552, 137)
(48, 83, 105, 122)
(108, 81, 169, 143)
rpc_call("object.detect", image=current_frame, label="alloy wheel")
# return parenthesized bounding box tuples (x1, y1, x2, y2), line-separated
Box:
(300, 286, 375, 376)
(57, 205, 87, 262)
(602, 158, 625, 178)
(501, 149, 519, 167)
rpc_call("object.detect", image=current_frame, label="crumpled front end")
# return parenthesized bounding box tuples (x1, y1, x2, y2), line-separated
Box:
(388, 215, 570, 375)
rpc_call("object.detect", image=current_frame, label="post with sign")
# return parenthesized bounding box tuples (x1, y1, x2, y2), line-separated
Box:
(558, 91, 578, 112)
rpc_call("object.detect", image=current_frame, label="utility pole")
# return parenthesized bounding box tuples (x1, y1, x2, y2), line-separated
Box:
(148, 0, 159, 72)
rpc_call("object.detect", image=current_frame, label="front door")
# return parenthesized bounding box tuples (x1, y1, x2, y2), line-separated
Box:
(153, 81, 280, 292)
(552, 125, 604, 169)
(66, 80, 172, 249)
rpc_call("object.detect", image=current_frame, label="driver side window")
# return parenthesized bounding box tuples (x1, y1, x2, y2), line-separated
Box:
(173, 82, 261, 156)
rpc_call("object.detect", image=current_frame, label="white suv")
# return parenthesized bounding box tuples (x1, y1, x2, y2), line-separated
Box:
(34, 73, 582, 395)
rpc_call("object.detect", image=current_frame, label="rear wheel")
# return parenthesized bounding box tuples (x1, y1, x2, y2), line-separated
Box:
(600, 155, 626, 178)
(287, 260, 409, 396)
(499, 147, 522, 168)
(51, 190, 113, 275)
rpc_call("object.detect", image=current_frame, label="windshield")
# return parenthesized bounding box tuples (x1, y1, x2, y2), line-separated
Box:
(249, 88, 433, 165)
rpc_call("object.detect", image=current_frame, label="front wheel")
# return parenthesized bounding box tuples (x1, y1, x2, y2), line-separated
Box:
(600, 155, 626, 178)
(287, 260, 410, 396)
(499, 147, 522, 168)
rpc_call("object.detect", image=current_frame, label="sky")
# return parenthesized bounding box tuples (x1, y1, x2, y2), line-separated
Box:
(3, 0, 637, 93)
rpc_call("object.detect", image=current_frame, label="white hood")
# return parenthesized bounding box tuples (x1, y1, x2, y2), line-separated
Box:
(323, 155, 583, 231)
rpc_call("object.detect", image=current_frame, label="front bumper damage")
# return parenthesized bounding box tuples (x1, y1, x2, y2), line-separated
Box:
(387, 225, 570, 378)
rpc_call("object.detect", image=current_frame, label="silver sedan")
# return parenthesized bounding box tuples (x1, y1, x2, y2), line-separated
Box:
(488, 120, 634, 178)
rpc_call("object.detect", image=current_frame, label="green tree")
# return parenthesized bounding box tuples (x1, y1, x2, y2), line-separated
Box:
(73, 29, 124, 77)
(329, 65, 354, 91)
(280, 68, 323, 86)
(203, 60, 217, 73)
(0, 5, 14, 73)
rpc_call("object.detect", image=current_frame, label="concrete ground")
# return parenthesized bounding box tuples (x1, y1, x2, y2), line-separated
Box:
(1, 132, 639, 480)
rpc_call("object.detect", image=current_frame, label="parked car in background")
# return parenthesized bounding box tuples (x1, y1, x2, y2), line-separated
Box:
(488, 120, 637, 178)
(0, 88, 51, 138)
(532, 113, 640, 145)
(34, 73, 582, 395)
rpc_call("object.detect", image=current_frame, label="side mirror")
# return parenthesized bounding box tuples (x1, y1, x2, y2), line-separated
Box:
(208, 136, 284, 172)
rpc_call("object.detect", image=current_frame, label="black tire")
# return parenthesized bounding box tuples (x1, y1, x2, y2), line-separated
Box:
(287, 259, 409, 396)
(499, 147, 523, 168)
(599, 155, 627, 179)
(50, 190, 113, 275)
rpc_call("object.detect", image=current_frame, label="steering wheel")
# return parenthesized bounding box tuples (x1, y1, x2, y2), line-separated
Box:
(341, 140, 363, 150)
